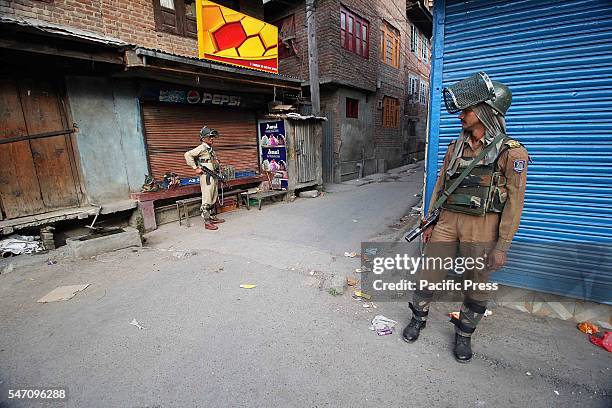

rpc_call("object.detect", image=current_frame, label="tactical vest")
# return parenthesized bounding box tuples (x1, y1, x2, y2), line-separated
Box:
(442, 137, 522, 216)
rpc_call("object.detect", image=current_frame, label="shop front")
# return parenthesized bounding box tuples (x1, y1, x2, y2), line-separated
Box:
(140, 85, 265, 182)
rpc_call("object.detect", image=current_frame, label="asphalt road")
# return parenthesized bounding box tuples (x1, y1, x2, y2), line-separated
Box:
(0, 171, 610, 407)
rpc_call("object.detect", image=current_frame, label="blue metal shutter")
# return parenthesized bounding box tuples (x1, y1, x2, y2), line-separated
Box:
(426, 0, 612, 304)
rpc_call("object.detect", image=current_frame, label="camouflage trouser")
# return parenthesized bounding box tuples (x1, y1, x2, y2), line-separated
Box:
(410, 209, 496, 336)
(200, 203, 215, 221)
(200, 170, 218, 221)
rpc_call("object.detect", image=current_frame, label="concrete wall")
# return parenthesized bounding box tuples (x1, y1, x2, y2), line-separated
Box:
(66, 77, 148, 204)
(337, 88, 376, 181)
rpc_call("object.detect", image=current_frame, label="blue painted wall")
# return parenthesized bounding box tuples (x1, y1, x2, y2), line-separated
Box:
(66, 77, 148, 204)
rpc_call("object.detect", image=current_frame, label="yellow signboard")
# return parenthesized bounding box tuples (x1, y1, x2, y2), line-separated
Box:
(196, 0, 278, 74)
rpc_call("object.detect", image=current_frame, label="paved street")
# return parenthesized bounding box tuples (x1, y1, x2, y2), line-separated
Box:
(0, 170, 610, 408)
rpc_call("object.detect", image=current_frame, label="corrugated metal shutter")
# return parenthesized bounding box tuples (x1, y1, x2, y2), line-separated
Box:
(142, 104, 259, 179)
(428, 0, 612, 303)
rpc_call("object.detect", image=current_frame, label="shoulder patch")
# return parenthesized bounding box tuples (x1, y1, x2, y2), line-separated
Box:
(505, 140, 522, 149)
(513, 159, 526, 173)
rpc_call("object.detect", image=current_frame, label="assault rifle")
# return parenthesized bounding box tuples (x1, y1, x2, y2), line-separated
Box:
(198, 164, 226, 183)
(404, 208, 441, 242)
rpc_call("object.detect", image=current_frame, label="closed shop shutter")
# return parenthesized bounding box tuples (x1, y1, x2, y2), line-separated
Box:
(426, 0, 612, 303)
(142, 104, 259, 179)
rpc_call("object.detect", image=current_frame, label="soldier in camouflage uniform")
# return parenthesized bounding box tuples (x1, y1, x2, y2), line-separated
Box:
(403, 74, 529, 362)
(184, 126, 225, 231)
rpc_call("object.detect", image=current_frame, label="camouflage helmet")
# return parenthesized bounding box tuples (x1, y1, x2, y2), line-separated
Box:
(485, 81, 512, 116)
(199, 126, 219, 140)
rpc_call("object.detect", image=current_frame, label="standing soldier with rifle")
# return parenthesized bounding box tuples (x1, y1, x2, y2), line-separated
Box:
(185, 126, 226, 231)
(403, 72, 529, 362)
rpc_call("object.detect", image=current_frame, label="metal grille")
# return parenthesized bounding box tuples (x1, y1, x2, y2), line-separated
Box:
(295, 122, 316, 183)
(443, 71, 495, 113)
(141, 104, 259, 179)
(427, 0, 612, 304)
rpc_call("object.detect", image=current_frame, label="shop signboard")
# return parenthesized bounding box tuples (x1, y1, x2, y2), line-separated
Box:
(196, 0, 279, 74)
(259, 120, 288, 190)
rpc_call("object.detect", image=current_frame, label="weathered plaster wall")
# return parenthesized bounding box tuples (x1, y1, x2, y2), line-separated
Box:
(66, 77, 148, 204)
(337, 88, 376, 181)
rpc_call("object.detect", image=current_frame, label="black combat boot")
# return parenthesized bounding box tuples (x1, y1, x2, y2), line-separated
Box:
(402, 318, 426, 343)
(449, 298, 487, 363)
(453, 333, 473, 363)
(402, 302, 428, 343)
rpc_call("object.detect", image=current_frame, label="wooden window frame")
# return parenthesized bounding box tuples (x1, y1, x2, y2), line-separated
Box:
(380, 22, 400, 68)
(419, 81, 428, 105)
(341, 6, 369, 59)
(422, 36, 429, 62)
(410, 24, 418, 54)
(408, 74, 419, 101)
(382, 96, 400, 129)
(273, 14, 297, 59)
(153, 0, 197, 38)
(346, 97, 359, 118)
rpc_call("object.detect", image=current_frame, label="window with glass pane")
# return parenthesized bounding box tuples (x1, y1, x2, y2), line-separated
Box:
(341, 6, 368, 58)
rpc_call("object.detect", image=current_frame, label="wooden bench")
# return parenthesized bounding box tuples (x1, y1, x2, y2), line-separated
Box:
(130, 175, 263, 231)
(240, 190, 287, 210)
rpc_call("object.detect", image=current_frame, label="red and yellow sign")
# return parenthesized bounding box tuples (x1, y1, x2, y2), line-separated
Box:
(196, 0, 278, 74)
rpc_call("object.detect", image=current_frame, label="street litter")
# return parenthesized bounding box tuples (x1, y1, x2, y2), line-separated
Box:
(589, 331, 612, 352)
(346, 277, 358, 286)
(355, 268, 364, 273)
(309, 270, 315, 276)
(344, 252, 358, 258)
(364, 247, 378, 256)
(369, 315, 398, 335)
(578, 321, 599, 335)
(414, 193, 423, 198)
(449, 310, 492, 319)
(554, 391, 559, 396)
(240, 284, 257, 289)
(37, 284, 90, 303)
(409, 206, 422, 217)
(130, 319, 145, 330)
(526, 372, 532, 376)
(354, 290, 371, 300)
(352, 219, 358, 223)
(1, 235, 43, 257)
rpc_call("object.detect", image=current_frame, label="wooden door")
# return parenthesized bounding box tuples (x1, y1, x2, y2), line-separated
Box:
(0, 77, 80, 219)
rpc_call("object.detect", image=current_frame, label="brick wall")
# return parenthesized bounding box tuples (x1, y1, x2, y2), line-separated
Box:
(0, 0, 263, 58)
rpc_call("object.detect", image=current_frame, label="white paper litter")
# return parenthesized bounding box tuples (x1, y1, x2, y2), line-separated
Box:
(37, 284, 90, 303)
(369, 315, 398, 331)
(130, 319, 145, 330)
(1, 235, 43, 257)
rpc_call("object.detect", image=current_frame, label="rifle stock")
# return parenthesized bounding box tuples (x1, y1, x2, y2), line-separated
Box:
(404, 208, 441, 242)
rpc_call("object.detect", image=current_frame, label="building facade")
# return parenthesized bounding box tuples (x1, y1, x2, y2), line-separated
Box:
(0, 0, 302, 233)
(265, 0, 432, 182)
